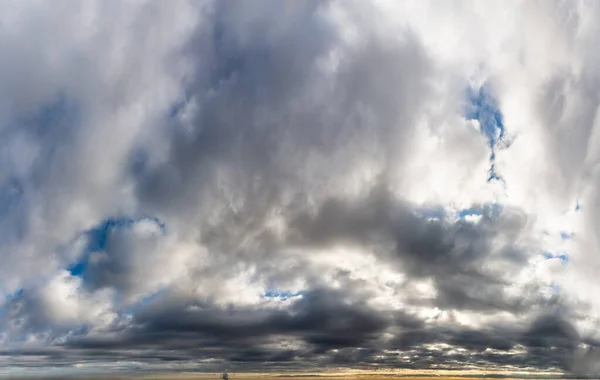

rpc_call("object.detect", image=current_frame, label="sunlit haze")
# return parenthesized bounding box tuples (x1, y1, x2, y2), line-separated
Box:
(0, 0, 600, 378)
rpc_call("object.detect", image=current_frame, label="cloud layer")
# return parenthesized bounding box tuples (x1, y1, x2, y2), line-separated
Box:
(1, 0, 600, 376)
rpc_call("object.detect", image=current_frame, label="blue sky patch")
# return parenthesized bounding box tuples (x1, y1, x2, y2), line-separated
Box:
(466, 86, 505, 146)
(4, 288, 23, 301)
(86, 216, 165, 253)
(264, 290, 303, 300)
(466, 86, 507, 183)
(459, 203, 501, 221)
(457, 206, 483, 219)
(560, 232, 573, 240)
(67, 216, 166, 279)
(413, 204, 500, 223)
(68, 262, 87, 277)
(543, 252, 569, 263)
(0, 288, 23, 317)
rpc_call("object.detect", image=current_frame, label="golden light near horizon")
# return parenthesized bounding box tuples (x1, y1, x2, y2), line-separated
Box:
(0, 0, 599, 378)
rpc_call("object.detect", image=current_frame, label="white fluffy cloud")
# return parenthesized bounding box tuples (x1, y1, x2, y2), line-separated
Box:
(1, 0, 600, 376)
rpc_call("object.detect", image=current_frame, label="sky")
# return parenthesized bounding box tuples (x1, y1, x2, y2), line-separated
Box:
(1, 0, 600, 377)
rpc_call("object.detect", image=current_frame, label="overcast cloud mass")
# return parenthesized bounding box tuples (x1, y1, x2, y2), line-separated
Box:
(2, 0, 600, 377)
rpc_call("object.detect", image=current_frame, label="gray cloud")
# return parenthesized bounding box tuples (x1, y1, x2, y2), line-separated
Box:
(287, 187, 534, 313)
(0, 0, 600, 377)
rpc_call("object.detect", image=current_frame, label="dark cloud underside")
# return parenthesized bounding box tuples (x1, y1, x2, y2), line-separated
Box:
(1, 0, 600, 377)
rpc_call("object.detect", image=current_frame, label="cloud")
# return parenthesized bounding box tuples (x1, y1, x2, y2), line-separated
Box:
(1, 0, 600, 377)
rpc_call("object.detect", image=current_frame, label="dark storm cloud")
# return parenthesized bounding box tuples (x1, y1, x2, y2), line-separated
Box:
(38, 200, 589, 373)
(63, 285, 390, 352)
(4, 284, 599, 373)
(6, 181, 588, 372)
(288, 186, 532, 313)
(56, 314, 594, 372)
(386, 314, 594, 371)
(3, 0, 600, 377)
